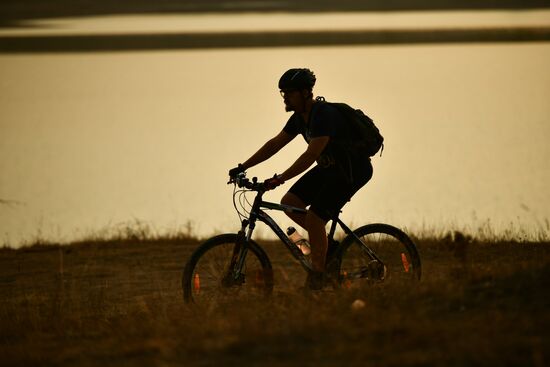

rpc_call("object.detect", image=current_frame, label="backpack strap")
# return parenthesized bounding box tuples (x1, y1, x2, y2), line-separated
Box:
(310, 96, 355, 184)
(310, 96, 326, 123)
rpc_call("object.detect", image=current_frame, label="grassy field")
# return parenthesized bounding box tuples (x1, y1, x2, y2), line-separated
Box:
(0, 233, 548, 367)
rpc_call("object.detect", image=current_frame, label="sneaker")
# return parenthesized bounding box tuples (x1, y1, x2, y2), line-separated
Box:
(305, 270, 326, 290)
(304, 240, 340, 291)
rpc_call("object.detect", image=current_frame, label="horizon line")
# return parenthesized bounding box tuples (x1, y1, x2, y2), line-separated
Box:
(1, 26, 550, 53)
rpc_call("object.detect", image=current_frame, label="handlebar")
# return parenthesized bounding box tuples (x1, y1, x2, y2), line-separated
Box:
(228, 172, 266, 192)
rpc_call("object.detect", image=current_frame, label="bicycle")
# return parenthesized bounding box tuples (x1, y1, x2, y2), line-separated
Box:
(182, 172, 421, 304)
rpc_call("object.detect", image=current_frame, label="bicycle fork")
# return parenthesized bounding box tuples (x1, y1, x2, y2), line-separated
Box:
(222, 220, 251, 287)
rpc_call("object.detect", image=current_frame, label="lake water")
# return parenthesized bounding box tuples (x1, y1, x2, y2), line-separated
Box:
(1, 13, 550, 246)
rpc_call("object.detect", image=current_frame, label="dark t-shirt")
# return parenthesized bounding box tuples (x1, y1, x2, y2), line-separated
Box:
(283, 102, 370, 173)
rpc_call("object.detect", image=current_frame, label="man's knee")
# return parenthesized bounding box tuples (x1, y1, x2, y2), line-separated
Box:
(281, 192, 305, 208)
(306, 209, 328, 226)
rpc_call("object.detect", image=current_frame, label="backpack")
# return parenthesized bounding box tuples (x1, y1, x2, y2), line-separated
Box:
(315, 97, 384, 157)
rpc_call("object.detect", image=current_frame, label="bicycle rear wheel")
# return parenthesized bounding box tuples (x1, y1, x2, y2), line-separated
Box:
(338, 223, 421, 288)
(182, 233, 274, 305)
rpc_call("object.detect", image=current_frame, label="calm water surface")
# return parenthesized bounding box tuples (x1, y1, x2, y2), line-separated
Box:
(1, 35, 549, 246)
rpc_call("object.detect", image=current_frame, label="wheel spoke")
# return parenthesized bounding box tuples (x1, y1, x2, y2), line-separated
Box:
(183, 234, 273, 304)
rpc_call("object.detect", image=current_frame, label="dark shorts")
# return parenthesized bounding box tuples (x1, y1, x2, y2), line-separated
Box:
(288, 161, 373, 222)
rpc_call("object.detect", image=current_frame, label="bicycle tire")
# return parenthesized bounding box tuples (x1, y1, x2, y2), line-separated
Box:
(182, 233, 274, 304)
(336, 223, 421, 287)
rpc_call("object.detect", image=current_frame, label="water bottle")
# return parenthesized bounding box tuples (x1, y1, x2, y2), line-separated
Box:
(286, 227, 311, 255)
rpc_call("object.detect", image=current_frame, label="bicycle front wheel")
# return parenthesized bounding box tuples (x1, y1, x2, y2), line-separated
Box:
(182, 233, 274, 305)
(338, 223, 421, 288)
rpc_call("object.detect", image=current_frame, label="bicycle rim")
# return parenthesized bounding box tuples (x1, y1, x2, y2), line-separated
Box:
(182, 234, 273, 305)
(339, 223, 421, 288)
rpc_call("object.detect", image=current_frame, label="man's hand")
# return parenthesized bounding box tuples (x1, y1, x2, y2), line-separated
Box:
(263, 174, 285, 191)
(228, 164, 245, 179)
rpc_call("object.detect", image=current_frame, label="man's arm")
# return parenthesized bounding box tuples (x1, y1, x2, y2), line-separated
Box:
(241, 130, 295, 170)
(279, 136, 329, 182)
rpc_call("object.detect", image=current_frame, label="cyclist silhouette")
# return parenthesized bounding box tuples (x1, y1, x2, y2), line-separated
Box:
(229, 68, 373, 290)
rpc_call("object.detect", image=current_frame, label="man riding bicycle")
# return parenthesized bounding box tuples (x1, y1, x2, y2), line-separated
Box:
(229, 68, 373, 290)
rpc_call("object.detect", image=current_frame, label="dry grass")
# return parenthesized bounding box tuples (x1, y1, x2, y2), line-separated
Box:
(0, 234, 548, 367)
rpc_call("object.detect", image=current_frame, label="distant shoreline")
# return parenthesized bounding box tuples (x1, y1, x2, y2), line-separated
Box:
(1, 27, 549, 53)
(1, 0, 550, 28)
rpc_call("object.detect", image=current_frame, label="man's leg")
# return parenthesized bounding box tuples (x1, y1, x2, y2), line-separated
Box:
(282, 191, 330, 273)
(281, 192, 307, 229)
(305, 210, 328, 273)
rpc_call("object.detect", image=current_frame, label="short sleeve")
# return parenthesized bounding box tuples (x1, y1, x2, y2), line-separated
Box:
(283, 113, 301, 136)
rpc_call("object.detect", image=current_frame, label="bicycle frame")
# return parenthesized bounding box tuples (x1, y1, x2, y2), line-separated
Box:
(240, 192, 313, 272)
(235, 189, 383, 274)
